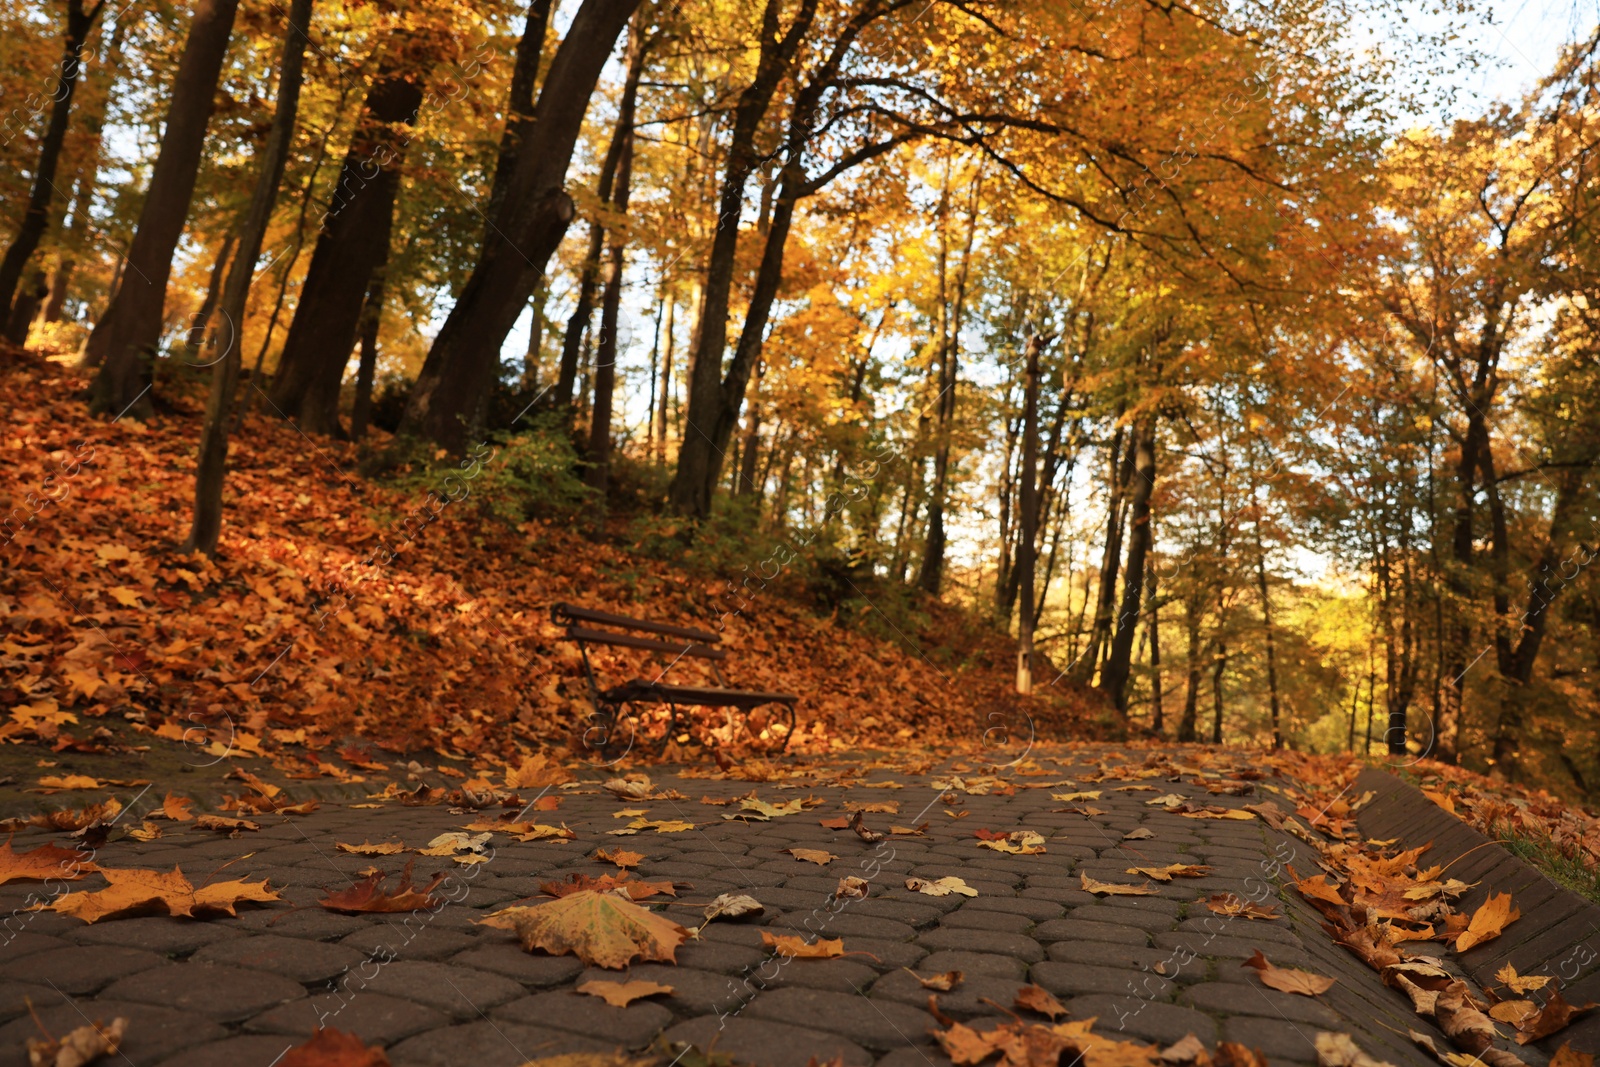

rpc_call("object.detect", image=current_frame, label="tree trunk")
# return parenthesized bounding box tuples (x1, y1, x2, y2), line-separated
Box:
(401, 0, 642, 452)
(1255, 533, 1283, 750)
(585, 31, 644, 496)
(1146, 561, 1163, 735)
(350, 267, 385, 440)
(86, 0, 240, 417)
(736, 361, 763, 495)
(183, 232, 234, 361)
(668, 0, 818, 516)
(269, 48, 421, 436)
(523, 280, 546, 387)
(0, 0, 103, 328)
(1099, 417, 1157, 710)
(1072, 417, 1131, 681)
(488, 0, 555, 218)
(1209, 638, 1227, 744)
(1016, 335, 1043, 693)
(1178, 593, 1201, 742)
(185, 0, 311, 556)
(656, 296, 674, 462)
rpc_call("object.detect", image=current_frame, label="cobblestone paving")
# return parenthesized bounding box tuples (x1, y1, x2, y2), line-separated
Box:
(0, 751, 1445, 1067)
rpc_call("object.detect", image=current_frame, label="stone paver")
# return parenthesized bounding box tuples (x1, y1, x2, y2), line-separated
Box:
(0, 749, 1464, 1067)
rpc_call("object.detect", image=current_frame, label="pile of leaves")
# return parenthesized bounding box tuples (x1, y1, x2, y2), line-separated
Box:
(0, 351, 1096, 778)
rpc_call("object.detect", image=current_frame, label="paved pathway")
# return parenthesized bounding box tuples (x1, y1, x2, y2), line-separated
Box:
(0, 748, 1450, 1067)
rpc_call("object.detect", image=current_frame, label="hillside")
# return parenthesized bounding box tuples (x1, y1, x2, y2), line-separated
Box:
(0, 346, 1103, 790)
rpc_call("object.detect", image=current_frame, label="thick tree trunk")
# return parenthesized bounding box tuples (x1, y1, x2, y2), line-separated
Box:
(401, 0, 642, 451)
(269, 51, 421, 436)
(350, 267, 385, 440)
(668, 0, 818, 516)
(1099, 418, 1157, 710)
(488, 0, 555, 218)
(736, 366, 762, 496)
(86, 0, 240, 417)
(185, 0, 311, 556)
(1072, 418, 1131, 681)
(0, 0, 103, 328)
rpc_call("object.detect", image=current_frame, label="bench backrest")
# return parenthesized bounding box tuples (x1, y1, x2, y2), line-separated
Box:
(552, 602, 727, 661)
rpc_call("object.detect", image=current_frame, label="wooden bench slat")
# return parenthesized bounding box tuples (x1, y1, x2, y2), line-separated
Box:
(565, 625, 728, 661)
(604, 679, 798, 710)
(552, 602, 722, 644)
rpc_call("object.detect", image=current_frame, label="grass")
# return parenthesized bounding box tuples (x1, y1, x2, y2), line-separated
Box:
(1487, 822, 1600, 905)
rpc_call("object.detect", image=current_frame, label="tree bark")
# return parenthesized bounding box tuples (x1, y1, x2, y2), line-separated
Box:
(585, 30, 644, 496)
(667, 0, 818, 516)
(85, 0, 240, 417)
(488, 0, 555, 218)
(350, 267, 385, 440)
(1146, 560, 1163, 735)
(400, 0, 641, 451)
(269, 47, 421, 436)
(1255, 517, 1283, 750)
(0, 0, 104, 329)
(1178, 592, 1202, 742)
(1209, 637, 1227, 744)
(1016, 335, 1043, 693)
(656, 296, 674, 462)
(183, 232, 233, 361)
(1099, 417, 1157, 710)
(185, 0, 311, 556)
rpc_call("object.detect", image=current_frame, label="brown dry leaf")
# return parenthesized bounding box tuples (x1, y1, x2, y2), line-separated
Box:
(1159, 1035, 1210, 1065)
(1082, 874, 1159, 896)
(505, 754, 573, 789)
(1014, 983, 1069, 1019)
(978, 830, 1047, 855)
(1316, 1033, 1398, 1067)
(1242, 950, 1334, 996)
(850, 809, 886, 843)
(26, 1016, 129, 1067)
(1494, 963, 1551, 995)
(319, 863, 445, 913)
(905, 967, 962, 991)
(890, 823, 929, 836)
(277, 1026, 391, 1066)
(32, 774, 104, 792)
(157, 793, 196, 822)
(125, 822, 163, 842)
(608, 818, 693, 836)
(1052, 791, 1103, 802)
(336, 841, 406, 856)
(482, 890, 689, 969)
(194, 815, 259, 834)
(1488, 1000, 1538, 1025)
(1127, 864, 1211, 882)
(1123, 827, 1155, 841)
(1206, 894, 1280, 921)
(0, 840, 96, 885)
(1408, 1030, 1484, 1067)
(540, 873, 676, 901)
(760, 930, 845, 958)
(783, 848, 836, 866)
(905, 876, 977, 897)
(1214, 1044, 1267, 1067)
(575, 979, 674, 1007)
(835, 876, 869, 899)
(702, 893, 764, 922)
(1291, 870, 1347, 908)
(48, 866, 280, 923)
(843, 800, 899, 813)
(1513, 987, 1597, 1045)
(1454, 891, 1519, 953)
(593, 848, 643, 869)
(818, 815, 851, 829)
(1548, 1045, 1594, 1067)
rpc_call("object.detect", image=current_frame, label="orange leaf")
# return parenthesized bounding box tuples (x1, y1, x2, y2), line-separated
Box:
(278, 1028, 390, 1067)
(576, 979, 674, 1007)
(760, 930, 845, 958)
(48, 866, 280, 923)
(594, 847, 643, 869)
(1454, 891, 1518, 953)
(481, 889, 689, 969)
(0, 839, 96, 885)
(1241, 950, 1334, 996)
(319, 863, 444, 913)
(1014, 983, 1068, 1019)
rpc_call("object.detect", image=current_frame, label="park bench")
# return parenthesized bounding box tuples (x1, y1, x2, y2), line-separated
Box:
(552, 602, 799, 758)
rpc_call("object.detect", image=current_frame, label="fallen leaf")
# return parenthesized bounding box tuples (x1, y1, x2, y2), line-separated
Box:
(1014, 983, 1068, 1019)
(1317, 1033, 1396, 1067)
(336, 841, 406, 856)
(818, 815, 851, 829)
(978, 829, 1046, 855)
(1160, 1034, 1209, 1065)
(48, 866, 280, 923)
(843, 800, 898, 813)
(905, 876, 977, 897)
(849, 809, 885, 843)
(760, 931, 845, 958)
(783, 848, 836, 866)
(156, 794, 195, 822)
(540, 873, 677, 901)
(1548, 1045, 1594, 1067)
(194, 815, 259, 834)
(1513, 986, 1597, 1044)
(1455, 891, 1519, 953)
(1082, 874, 1159, 896)
(33, 774, 103, 791)
(576, 979, 674, 1007)
(1494, 963, 1551, 995)
(482, 890, 689, 969)
(1206, 894, 1280, 920)
(703, 893, 764, 922)
(1242, 950, 1334, 996)
(0, 840, 96, 885)
(278, 1027, 390, 1067)
(905, 967, 962, 991)
(26, 1017, 129, 1067)
(1408, 1030, 1482, 1067)
(1488, 1000, 1538, 1025)
(1052, 791, 1102, 802)
(319, 863, 444, 913)
(603, 775, 654, 800)
(1123, 827, 1155, 841)
(835, 876, 869, 899)
(594, 848, 643, 869)
(1127, 864, 1211, 882)
(417, 832, 492, 857)
(1215, 1044, 1268, 1067)
(608, 818, 694, 836)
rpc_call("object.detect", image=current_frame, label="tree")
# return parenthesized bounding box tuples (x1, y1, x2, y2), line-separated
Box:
(0, 0, 105, 336)
(186, 0, 313, 556)
(399, 0, 643, 452)
(84, 0, 240, 417)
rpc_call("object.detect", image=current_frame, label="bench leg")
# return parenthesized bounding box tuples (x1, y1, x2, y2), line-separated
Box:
(581, 699, 635, 763)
